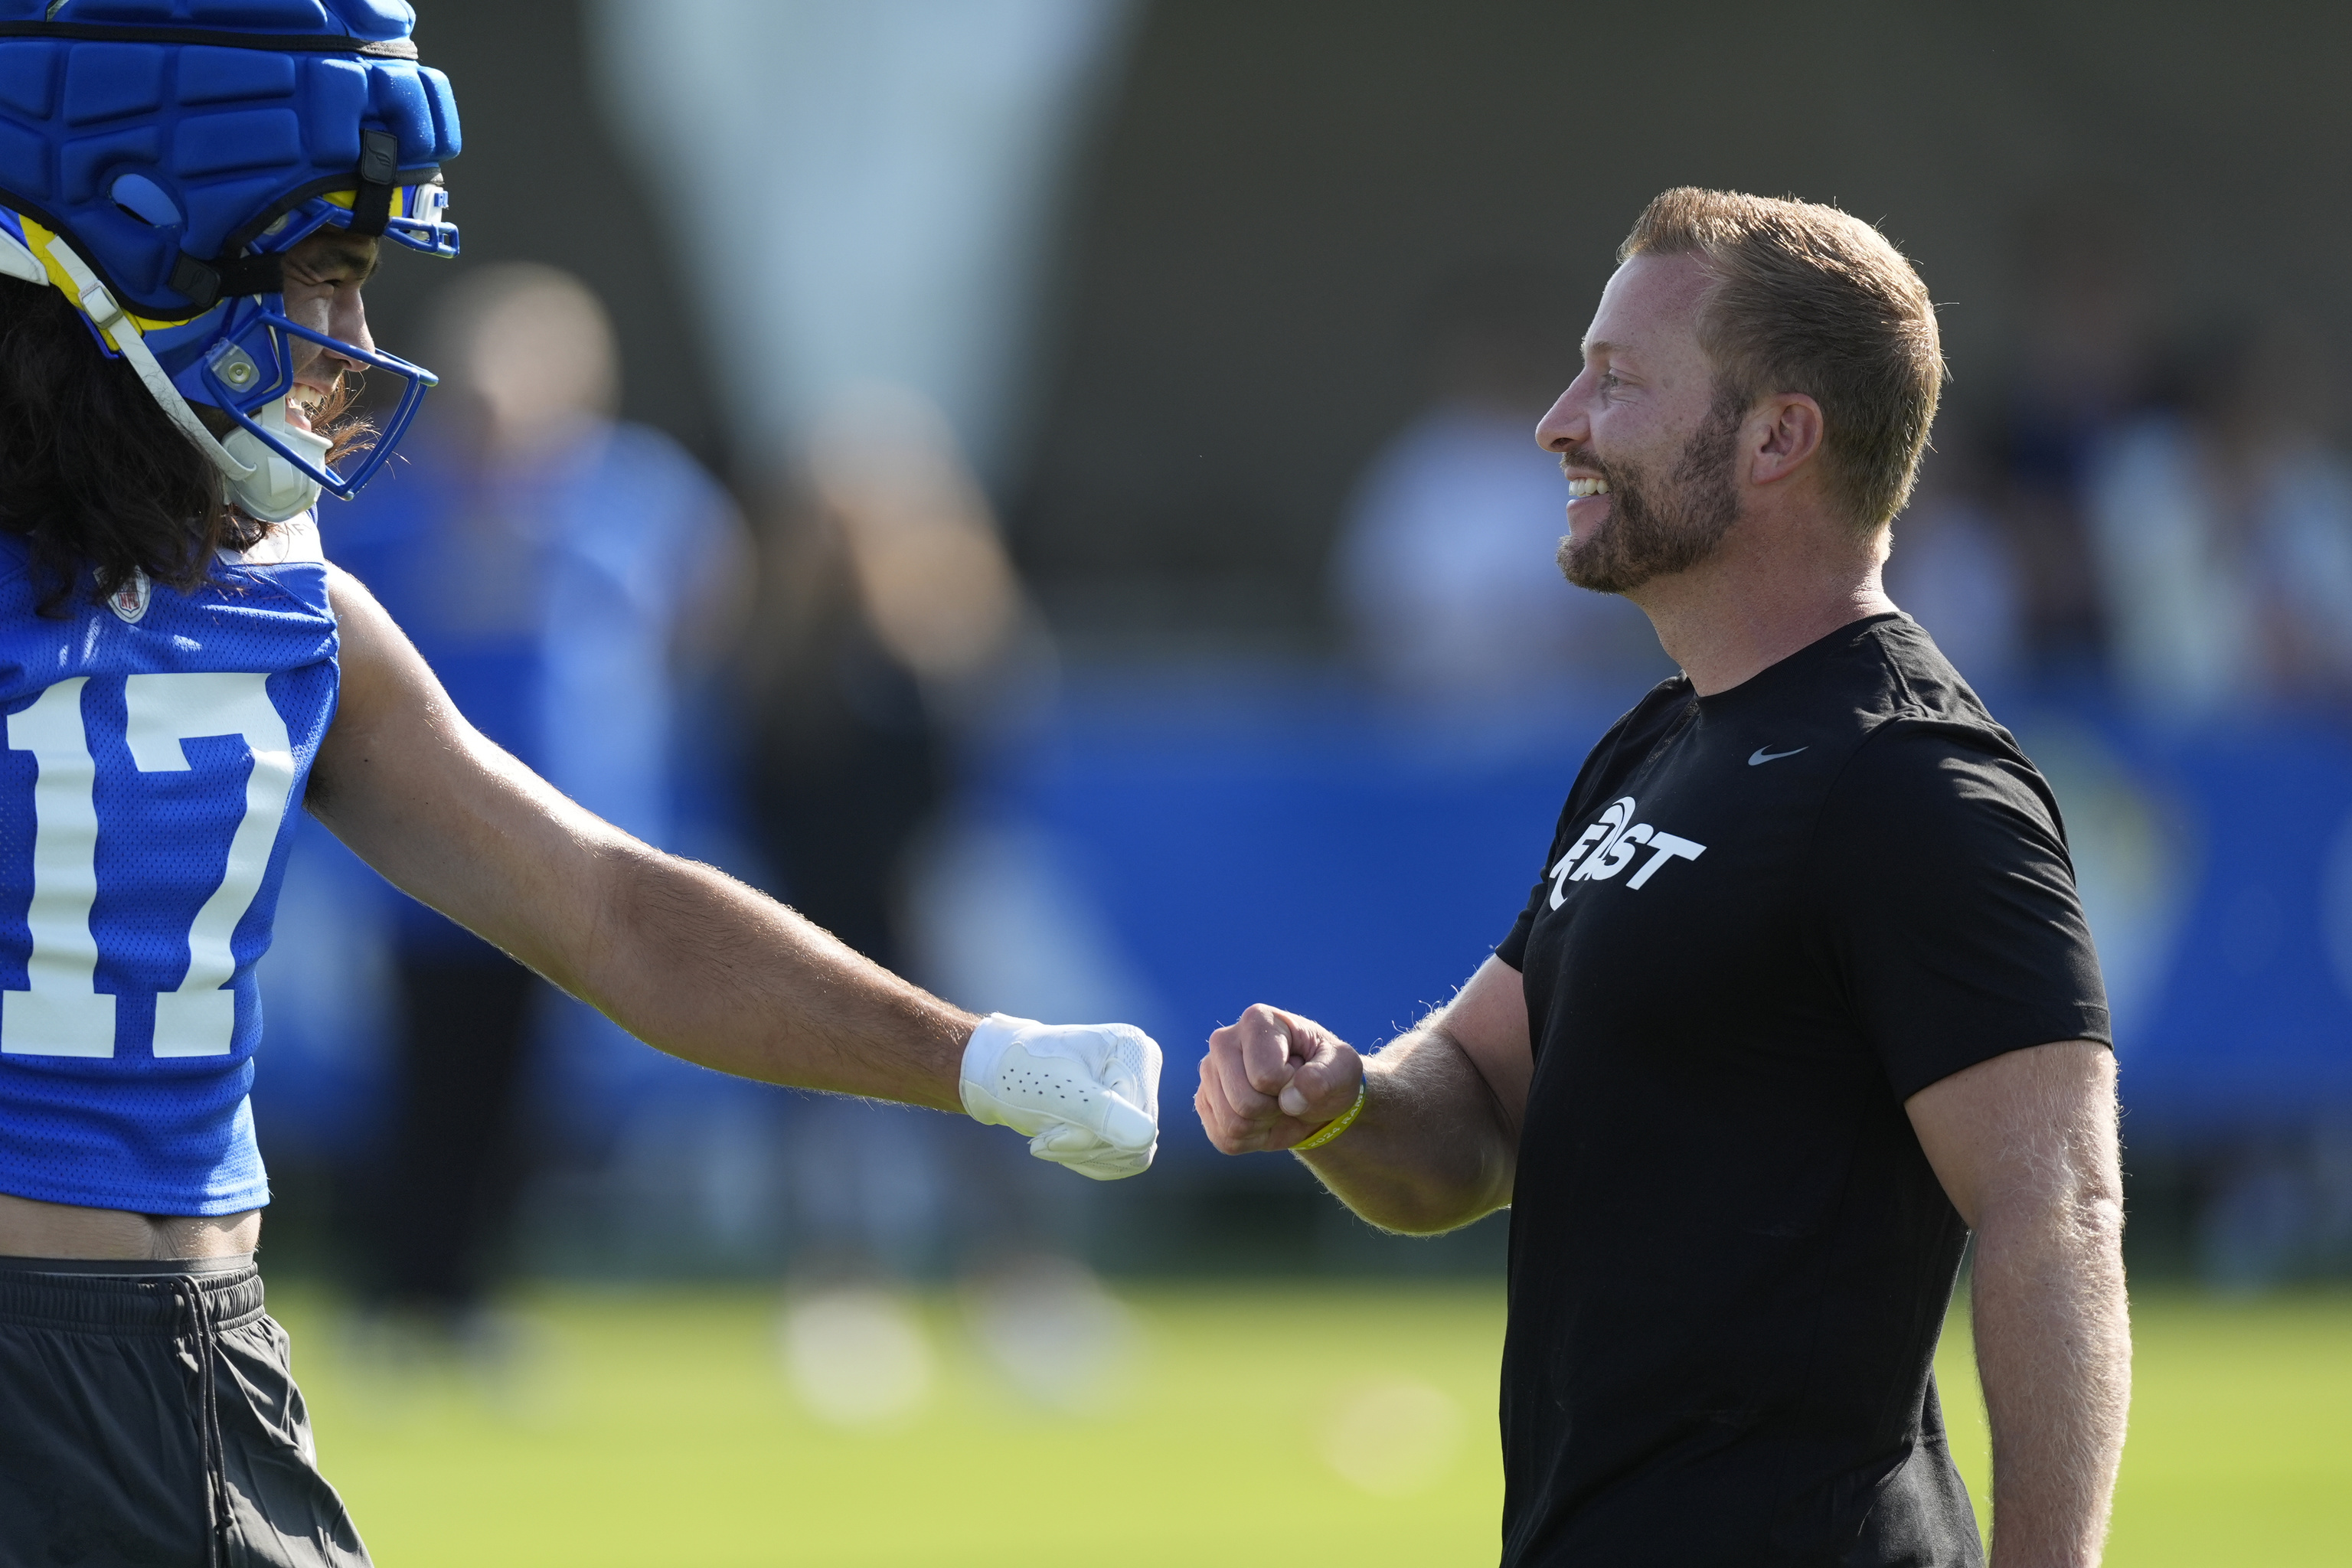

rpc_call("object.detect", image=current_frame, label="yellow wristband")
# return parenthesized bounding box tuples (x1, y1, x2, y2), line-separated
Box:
(1292, 1082, 1368, 1152)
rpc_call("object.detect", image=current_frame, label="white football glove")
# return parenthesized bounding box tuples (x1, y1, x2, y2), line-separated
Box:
(960, 1014, 1162, 1181)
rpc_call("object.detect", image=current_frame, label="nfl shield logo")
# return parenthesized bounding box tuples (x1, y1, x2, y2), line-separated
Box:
(109, 569, 151, 625)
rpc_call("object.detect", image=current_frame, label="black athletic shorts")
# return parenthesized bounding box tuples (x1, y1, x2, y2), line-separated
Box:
(0, 1256, 369, 1568)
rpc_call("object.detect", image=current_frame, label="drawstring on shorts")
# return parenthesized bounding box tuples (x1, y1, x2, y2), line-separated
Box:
(171, 1275, 231, 1568)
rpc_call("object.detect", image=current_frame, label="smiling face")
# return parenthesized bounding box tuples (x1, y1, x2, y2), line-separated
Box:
(1535, 251, 1749, 595)
(271, 225, 379, 433)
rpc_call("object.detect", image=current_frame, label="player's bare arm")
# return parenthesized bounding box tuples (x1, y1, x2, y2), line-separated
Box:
(1195, 955, 1530, 1232)
(1909, 1040, 2130, 1568)
(312, 565, 965, 1112)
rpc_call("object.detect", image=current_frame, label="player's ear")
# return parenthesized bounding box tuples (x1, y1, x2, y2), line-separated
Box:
(1748, 393, 1824, 487)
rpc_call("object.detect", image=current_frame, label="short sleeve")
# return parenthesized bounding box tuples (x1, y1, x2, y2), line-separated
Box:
(1496, 882, 1542, 971)
(1811, 720, 2112, 1101)
(1498, 787, 1589, 972)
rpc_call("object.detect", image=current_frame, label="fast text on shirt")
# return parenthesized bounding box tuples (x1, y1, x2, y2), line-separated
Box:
(1546, 795, 1707, 908)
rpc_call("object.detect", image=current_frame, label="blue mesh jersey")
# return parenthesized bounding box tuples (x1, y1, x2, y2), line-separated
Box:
(0, 518, 336, 1214)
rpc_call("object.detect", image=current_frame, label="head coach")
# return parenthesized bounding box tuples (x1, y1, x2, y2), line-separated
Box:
(1196, 188, 2128, 1568)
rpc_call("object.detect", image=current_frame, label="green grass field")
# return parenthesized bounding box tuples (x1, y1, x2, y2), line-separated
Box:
(272, 1282, 2352, 1566)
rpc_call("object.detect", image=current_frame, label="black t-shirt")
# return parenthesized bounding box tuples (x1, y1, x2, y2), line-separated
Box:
(1492, 614, 2109, 1568)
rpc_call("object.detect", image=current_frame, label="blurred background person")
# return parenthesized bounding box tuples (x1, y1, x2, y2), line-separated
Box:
(1993, 194, 2167, 680)
(332, 263, 749, 1332)
(1882, 427, 2030, 692)
(597, 0, 1124, 972)
(596, 0, 1135, 1281)
(739, 388, 1030, 977)
(1332, 266, 1665, 705)
(742, 387, 1046, 1279)
(2084, 318, 2352, 717)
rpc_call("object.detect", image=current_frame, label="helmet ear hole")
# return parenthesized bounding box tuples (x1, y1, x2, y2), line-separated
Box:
(108, 173, 180, 229)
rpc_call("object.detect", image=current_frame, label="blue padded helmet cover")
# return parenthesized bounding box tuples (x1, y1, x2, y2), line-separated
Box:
(0, 0, 459, 318)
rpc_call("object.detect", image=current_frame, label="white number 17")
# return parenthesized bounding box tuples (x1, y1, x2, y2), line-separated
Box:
(4, 672, 295, 1059)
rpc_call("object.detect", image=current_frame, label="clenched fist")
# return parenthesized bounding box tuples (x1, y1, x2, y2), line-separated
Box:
(1195, 1004, 1364, 1155)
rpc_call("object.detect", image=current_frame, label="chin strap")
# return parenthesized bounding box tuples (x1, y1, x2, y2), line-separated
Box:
(1, 223, 327, 522)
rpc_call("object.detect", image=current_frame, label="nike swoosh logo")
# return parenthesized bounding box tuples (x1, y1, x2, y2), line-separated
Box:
(1748, 746, 1808, 766)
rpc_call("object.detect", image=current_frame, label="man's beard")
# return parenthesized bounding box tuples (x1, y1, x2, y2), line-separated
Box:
(1555, 387, 1746, 594)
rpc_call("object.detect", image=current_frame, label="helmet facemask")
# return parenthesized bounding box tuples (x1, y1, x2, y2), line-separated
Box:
(177, 175, 460, 518)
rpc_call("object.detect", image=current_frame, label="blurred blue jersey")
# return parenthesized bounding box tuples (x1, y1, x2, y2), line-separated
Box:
(0, 520, 338, 1216)
(332, 419, 736, 949)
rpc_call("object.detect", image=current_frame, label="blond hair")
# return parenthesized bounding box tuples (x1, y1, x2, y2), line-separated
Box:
(1620, 188, 1944, 531)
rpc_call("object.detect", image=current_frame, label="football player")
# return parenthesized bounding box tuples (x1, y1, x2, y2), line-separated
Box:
(0, 5, 1160, 1563)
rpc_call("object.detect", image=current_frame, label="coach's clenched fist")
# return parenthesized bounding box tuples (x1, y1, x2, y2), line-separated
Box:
(1195, 1004, 1364, 1154)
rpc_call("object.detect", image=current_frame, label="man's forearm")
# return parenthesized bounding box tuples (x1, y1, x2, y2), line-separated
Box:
(1971, 1204, 2130, 1566)
(553, 840, 973, 1112)
(1298, 1028, 1515, 1234)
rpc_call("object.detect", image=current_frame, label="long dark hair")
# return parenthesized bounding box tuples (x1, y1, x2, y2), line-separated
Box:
(0, 274, 364, 612)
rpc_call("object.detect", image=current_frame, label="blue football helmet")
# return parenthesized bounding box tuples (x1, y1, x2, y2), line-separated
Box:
(0, 1, 461, 521)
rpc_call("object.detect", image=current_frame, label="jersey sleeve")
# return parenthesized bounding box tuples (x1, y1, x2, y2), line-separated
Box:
(1810, 720, 2112, 1102)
